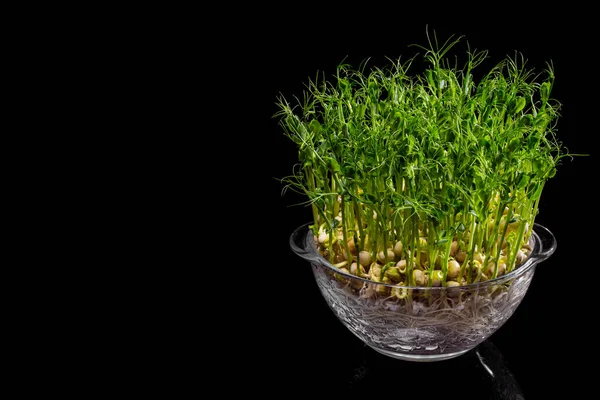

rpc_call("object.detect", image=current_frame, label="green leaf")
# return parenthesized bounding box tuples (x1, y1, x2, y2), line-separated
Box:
(479, 135, 491, 150)
(527, 134, 538, 150)
(517, 173, 529, 189)
(513, 96, 526, 114)
(357, 104, 366, 119)
(540, 82, 551, 103)
(532, 158, 543, 173)
(328, 158, 341, 174)
(507, 138, 521, 153)
(309, 119, 322, 134)
(364, 194, 378, 204)
(426, 70, 435, 88)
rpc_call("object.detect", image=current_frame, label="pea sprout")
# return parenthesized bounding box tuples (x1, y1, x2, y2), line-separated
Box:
(276, 34, 571, 287)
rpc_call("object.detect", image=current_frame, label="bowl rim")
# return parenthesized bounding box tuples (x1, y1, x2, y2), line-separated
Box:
(290, 222, 556, 291)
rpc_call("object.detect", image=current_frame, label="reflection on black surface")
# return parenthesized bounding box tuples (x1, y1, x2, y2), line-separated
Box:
(476, 341, 525, 400)
(334, 340, 523, 399)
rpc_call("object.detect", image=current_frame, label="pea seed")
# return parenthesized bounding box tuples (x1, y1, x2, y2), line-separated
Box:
(396, 259, 407, 273)
(447, 259, 460, 278)
(385, 267, 402, 283)
(496, 262, 506, 276)
(516, 250, 527, 265)
(392, 287, 408, 299)
(347, 238, 356, 255)
(318, 232, 329, 244)
(393, 240, 403, 256)
(413, 269, 426, 286)
(377, 249, 396, 263)
(450, 240, 458, 256)
(370, 263, 381, 280)
(430, 270, 443, 287)
(359, 251, 372, 267)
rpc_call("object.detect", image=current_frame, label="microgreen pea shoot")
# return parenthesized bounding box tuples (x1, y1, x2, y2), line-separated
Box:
(276, 33, 571, 287)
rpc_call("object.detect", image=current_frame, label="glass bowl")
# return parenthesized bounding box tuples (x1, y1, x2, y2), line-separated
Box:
(290, 223, 556, 362)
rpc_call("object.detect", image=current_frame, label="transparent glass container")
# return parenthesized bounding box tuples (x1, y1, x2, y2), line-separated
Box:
(290, 223, 556, 362)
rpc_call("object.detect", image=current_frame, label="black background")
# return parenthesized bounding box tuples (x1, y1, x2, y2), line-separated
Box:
(223, 15, 595, 399)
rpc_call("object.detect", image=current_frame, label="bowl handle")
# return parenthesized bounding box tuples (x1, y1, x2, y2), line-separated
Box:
(289, 223, 320, 262)
(532, 223, 557, 262)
